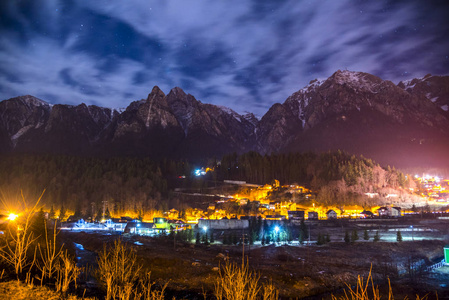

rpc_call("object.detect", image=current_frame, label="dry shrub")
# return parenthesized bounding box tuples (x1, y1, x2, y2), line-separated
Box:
(0, 192, 43, 278)
(55, 250, 80, 294)
(96, 239, 141, 300)
(331, 268, 431, 300)
(135, 271, 168, 300)
(214, 260, 278, 300)
(36, 221, 64, 285)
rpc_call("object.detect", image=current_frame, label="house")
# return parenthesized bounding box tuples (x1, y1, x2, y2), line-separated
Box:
(239, 198, 249, 205)
(361, 210, 374, 218)
(167, 209, 179, 219)
(391, 207, 402, 217)
(124, 221, 154, 235)
(288, 210, 305, 220)
(326, 210, 337, 219)
(377, 207, 389, 217)
(153, 217, 170, 230)
(377, 206, 401, 217)
(198, 219, 249, 230)
(265, 215, 286, 221)
(104, 219, 127, 231)
(308, 211, 319, 220)
(119, 216, 134, 223)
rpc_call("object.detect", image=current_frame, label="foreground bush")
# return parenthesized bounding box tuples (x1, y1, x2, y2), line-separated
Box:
(214, 260, 278, 300)
(96, 239, 167, 300)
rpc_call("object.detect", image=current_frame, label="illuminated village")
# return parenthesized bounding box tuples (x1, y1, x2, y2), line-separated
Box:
(59, 171, 449, 237)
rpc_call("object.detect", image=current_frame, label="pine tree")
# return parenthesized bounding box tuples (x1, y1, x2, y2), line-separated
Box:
(104, 208, 112, 220)
(316, 233, 324, 245)
(49, 205, 55, 220)
(344, 231, 350, 243)
(95, 207, 103, 222)
(373, 231, 380, 242)
(325, 234, 330, 243)
(261, 234, 265, 246)
(232, 232, 238, 245)
(300, 219, 309, 240)
(196, 232, 201, 245)
(351, 229, 359, 242)
(266, 234, 271, 244)
(396, 230, 402, 242)
(363, 229, 369, 241)
(250, 231, 257, 245)
(287, 229, 293, 243)
(210, 231, 215, 244)
(59, 205, 67, 221)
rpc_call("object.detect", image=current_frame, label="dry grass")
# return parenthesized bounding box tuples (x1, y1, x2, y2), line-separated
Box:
(0, 280, 95, 300)
(96, 239, 169, 300)
(214, 260, 278, 300)
(55, 250, 81, 294)
(331, 267, 433, 300)
(37, 221, 64, 285)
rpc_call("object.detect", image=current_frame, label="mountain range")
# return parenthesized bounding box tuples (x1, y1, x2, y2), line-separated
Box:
(1, 70, 448, 168)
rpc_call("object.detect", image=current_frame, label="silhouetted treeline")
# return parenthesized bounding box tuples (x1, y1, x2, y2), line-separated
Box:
(0, 151, 413, 216)
(0, 154, 193, 217)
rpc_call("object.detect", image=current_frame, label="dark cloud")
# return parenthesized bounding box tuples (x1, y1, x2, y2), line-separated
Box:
(0, 0, 448, 116)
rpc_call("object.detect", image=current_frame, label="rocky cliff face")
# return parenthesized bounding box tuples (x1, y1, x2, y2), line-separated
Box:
(258, 70, 449, 167)
(399, 74, 449, 118)
(1, 70, 448, 167)
(0, 86, 257, 160)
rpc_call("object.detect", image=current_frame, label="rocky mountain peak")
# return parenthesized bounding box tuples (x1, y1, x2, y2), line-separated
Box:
(1, 70, 448, 168)
(146, 86, 167, 106)
(398, 74, 449, 115)
(327, 70, 385, 92)
(16, 95, 51, 109)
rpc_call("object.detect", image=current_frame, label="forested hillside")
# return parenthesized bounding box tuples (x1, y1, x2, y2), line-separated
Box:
(217, 151, 415, 205)
(0, 151, 415, 217)
(0, 154, 193, 218)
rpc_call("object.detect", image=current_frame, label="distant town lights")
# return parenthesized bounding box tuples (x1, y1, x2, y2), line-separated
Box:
(194, 169, 207, 176)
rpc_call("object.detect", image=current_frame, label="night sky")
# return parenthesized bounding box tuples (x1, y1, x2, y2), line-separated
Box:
(1, 1, 448, 116)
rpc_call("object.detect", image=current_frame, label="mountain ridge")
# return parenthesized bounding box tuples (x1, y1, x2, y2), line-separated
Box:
(1, 70, 448, 168)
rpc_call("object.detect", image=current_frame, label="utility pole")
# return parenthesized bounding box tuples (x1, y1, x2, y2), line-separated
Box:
(242, 233, 247, 266)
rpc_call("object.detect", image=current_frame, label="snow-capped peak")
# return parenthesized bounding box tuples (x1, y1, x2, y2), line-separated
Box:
(17, 95, 51, 109)
(331, 70, 381, 92)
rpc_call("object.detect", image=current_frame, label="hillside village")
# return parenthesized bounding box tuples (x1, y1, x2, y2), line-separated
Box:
(60, 174, 449, 236)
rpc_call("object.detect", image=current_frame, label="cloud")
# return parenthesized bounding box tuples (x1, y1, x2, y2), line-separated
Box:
(0, 0, 448, 116)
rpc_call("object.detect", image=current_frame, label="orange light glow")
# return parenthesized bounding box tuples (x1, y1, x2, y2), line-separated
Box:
(7, 213, 18, 221)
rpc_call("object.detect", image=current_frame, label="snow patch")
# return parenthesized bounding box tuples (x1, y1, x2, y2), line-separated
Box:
(334, 70, 378, 92)
(430, 97, 438, 103)
(217, 105, 242, 122)
(441, 105, 448, 111)
(11, 125, 34, 145)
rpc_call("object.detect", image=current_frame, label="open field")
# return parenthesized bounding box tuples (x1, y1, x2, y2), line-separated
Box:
(60, 218, 449, 299)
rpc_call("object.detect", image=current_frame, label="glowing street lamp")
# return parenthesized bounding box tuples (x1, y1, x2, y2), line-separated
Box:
(274, 226, 279, 233)
(7, 213, 18, 221)
(203, 226, 208, 232)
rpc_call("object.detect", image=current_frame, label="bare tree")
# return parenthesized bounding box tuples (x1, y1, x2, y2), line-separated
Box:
(0, 191, 43, 278)
(36, 221, 64, 284)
